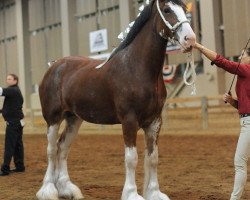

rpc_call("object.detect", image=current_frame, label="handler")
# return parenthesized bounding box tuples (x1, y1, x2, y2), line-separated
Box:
(0, 74, 25, 176)
(194, 42, 250, 200)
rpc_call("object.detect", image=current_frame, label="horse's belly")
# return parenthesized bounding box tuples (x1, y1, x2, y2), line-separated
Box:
(75, 107, 120, 125)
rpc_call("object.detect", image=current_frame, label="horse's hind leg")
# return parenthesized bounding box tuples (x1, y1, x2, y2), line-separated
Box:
(55, 114, 83, 200)
(143, 118, 170, 200)
(37, 123, 61, 200)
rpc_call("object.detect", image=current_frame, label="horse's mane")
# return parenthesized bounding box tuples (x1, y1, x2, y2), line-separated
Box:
(107, 0, 186, 61)
(108, 1, 154, 60)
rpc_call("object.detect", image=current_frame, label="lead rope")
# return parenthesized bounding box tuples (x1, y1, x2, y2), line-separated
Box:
(183, 52, 196, 95)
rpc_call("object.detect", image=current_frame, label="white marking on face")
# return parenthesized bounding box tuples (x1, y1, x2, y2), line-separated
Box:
(168, 2, 196, 50)
(168, 2, 187, 22)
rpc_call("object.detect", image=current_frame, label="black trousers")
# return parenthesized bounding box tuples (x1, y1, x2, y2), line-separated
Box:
(1, 121, 25, 172)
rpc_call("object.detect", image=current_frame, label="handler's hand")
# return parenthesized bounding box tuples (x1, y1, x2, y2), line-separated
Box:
(223, 93, 233, 104)
(193, 42, 202, 49)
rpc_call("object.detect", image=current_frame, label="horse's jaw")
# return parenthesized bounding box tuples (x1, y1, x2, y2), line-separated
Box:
(182, 46, 193, 53)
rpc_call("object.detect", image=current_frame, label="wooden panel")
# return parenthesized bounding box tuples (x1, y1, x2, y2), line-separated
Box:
(6, 39, 18, 74)
(30, 31, 47, 84)
(46, 25, 62, 61)
(76, 0, 96, 15)
(54, 0, 61, 23)
(222, 0, 250, 57)
(0, 43, 6, 85)
(44, 0, 61, 25)
(29, 0, 45, 31)
(77, 16, 97, 55)
(5, 3, 16, 37)
(99, 9, 120, 52)
(98, 0, 119, 10)
(247, 1, 250, 37)
(5, 0, 15, 4)
(0, 11, 4, 40)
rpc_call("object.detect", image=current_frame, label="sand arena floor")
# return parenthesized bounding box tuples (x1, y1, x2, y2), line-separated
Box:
(0, 105, 249, 200)
(1, 134, 250, 200)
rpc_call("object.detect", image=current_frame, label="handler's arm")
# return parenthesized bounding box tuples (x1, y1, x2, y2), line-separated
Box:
(193, 42, 217, 61)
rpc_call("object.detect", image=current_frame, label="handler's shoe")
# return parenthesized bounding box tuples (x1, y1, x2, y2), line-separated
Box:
(10, 168, 25, 173)
(0, 170, 9, 176)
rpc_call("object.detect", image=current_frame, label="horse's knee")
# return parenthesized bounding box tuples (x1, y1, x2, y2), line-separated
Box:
(47, 146, 57, 158)
(147, 118, 162, 134)
(145, 146, 158, 167)
(144, 118, 161, 154)
(57, 144, 68, 160)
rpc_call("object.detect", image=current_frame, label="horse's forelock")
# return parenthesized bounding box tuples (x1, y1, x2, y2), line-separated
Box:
(167, 0, 187, 12)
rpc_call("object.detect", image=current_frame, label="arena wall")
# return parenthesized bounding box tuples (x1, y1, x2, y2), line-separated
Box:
(0, 0, 249, 109)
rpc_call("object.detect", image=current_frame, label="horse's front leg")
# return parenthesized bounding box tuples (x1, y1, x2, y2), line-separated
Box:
(37, 124, 60, 200)
(121, 113, 144, 200)
(143, 118, 170, 200)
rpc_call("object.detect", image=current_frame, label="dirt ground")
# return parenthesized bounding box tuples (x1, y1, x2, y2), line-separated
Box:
(1, 132, 250, 200)
(0, 104, 247, 200)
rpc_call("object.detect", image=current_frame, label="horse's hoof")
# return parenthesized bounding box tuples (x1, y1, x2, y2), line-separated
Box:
(122, 193, 145, 200)
(145, 191, 170, 200)
(36, 182, 59, 200)
(57, 180, 84, 200)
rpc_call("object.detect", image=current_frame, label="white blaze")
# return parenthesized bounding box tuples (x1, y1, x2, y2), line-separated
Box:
(168, 2, 196, 50)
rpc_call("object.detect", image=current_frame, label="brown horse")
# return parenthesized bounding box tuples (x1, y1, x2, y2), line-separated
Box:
(37, 0, 195, 200)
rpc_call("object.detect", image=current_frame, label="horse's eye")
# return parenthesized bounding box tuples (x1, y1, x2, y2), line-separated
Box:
(163, 7, 171, 14)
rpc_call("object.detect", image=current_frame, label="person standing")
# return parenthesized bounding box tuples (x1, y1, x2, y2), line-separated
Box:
(0, 74, 25, 176)
(194, 42, 250, 200)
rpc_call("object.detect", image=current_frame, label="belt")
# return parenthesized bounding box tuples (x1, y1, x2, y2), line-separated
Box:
(240, 113, 250, 118)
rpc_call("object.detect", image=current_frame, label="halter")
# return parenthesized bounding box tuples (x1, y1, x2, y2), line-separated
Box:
(156, 0, 196, 95)
(156, 0, 190, 40)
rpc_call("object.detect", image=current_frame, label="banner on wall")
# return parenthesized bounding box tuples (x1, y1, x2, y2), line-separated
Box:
(166, 2, 193, 54)
(163, 64, 178, 83)
(89, 29, 108, 53)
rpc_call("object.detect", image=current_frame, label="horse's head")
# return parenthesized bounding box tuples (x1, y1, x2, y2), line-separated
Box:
(154, 0, 196, 52)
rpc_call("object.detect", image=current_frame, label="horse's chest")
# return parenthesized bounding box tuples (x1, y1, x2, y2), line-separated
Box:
(129, 87, 166, 113)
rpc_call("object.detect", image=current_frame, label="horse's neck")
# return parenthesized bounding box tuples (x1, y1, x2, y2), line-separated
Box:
(127, 20, 167, 79)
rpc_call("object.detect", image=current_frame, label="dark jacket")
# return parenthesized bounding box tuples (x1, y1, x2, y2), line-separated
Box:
(1, 85, 24, 122)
